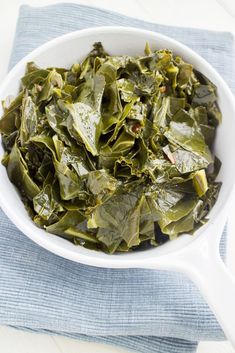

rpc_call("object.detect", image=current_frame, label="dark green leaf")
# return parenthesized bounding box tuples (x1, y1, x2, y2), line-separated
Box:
(66, 102, 101, 156)
(6, 143, 40, 200)
(20, 95, 37, 145)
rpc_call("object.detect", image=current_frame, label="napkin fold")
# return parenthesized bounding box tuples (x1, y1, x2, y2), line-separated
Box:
(1, 3, 234, 353)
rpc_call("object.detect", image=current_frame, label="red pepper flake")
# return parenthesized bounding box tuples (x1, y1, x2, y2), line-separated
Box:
(131, 123, 141, 133)
(35, 84, 42, 92)
(167, 153, 175, 164)
(163, 145, 175, 164)
(159, 86, 166, 93)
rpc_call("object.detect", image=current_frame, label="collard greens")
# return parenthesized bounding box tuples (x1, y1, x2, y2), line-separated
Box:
(0, 42, 222, 253)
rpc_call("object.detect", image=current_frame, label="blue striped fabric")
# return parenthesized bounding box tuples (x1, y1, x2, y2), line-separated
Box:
(0, 4, 234, 353)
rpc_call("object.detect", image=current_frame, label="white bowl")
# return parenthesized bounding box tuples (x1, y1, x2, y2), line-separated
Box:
(0, 26, 235, 268)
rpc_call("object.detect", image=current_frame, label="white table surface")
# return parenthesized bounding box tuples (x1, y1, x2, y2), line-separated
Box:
(1, 0, 235, 352)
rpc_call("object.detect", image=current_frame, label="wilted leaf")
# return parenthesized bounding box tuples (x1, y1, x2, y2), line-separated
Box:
(0, 42, 222, 253)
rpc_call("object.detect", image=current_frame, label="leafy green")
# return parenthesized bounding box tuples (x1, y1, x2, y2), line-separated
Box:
(66, 102, 101, 156)
(192, 170, 208, 197)
(87, 169, 117, 196)
(0, 92, 23, 134)
(19, 95, 38, 145)
(87, 190, 141, 252)
(0, 42, 222, 253)
(6, 143, 40, 200)
(33, 173, 63, 221)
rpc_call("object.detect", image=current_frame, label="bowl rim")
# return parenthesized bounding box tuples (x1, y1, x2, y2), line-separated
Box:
(0, 25, 235, 268)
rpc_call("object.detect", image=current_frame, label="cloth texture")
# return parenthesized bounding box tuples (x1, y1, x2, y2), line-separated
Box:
(1, 3, 234, 353)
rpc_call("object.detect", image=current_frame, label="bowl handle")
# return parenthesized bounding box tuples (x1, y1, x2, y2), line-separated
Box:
(172, 231, 235, 347)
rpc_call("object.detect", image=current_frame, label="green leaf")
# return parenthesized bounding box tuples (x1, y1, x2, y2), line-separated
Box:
(87, 191, 141, 252)
(164, 109, 213, 165)
(192, 169, 208, 197)
(33, 173, 63, 220)
(192, 85, 217, 107)
(87, 169, 117, 195)
(101, 81, 123, 133)
(19, 95, 37, 145)
(45, 104, 72, 145)
(172, 149, 211, 174)
(54, 159, 86, 201)
(66, 102, 101, 156)
(37, 69, 63, 103)
(21, 68, 50, 89)
(6, 143, 40, 200)
(0, 92, 23, 134)
(46, 211, 86, 236)
(76, 73, 105, 111)
(153, 96, 185, 128)
(158, 198, 198, 238)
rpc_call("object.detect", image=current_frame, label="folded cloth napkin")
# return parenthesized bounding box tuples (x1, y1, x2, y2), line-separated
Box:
(1, 3, 234, 353)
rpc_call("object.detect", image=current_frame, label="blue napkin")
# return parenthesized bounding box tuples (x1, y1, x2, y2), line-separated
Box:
(1, 4, 234, 353)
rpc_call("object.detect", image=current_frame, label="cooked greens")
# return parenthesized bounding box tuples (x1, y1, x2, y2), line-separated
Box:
(0, 42, 221, 253)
